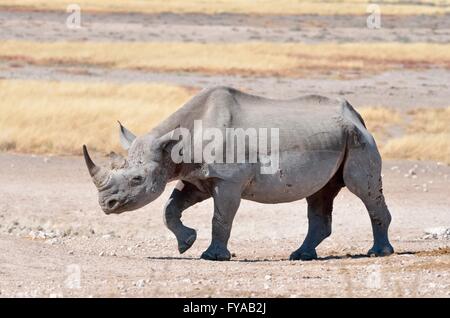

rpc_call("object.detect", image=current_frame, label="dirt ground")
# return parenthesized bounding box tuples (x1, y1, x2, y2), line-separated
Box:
(0, 8, 449, 297)
(0, 154, 449, 297)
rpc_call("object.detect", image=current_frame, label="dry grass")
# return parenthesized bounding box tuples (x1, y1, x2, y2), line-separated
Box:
(407, 107, 450, 134)
(382, 133, 450, 163)
(1, 0, 449, 15)
(381, 107, 450, 164)
(0, 80, 195, 154)
(359, 107, 402, 126)
(1, 41, 450, 78)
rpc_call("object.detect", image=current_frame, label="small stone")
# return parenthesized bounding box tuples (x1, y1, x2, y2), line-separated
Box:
(135, 279, 145, 288)
(99, 251, 105, 257)
(264, 275, 272, 280)
(68, 250, 74, 255)
(29, 230, 49, 240)
(422, 234, 433, 240)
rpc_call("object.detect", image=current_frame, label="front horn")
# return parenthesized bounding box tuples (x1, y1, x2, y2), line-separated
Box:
(82, 145, 111, 188)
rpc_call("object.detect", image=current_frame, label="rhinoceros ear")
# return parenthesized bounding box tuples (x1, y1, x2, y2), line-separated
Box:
(153, 127, 184, 151)
(118, 121, 136, 150)
(151, 127, 187, 158)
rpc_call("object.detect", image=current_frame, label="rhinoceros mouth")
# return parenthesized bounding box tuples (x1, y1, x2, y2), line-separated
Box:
(102, 197, 137, 214)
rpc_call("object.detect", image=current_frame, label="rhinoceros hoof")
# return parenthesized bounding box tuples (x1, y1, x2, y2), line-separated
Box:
(200, 244, 231, 261)
(177, 228, 197, 254)
(368, 244, 394, 257)
(289, 249, 317, 261)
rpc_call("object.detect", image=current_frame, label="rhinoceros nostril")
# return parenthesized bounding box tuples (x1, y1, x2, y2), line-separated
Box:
(106, 199, 119, 210)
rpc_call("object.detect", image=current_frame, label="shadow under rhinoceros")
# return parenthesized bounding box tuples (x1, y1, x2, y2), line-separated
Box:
(146, 251, 418, 262)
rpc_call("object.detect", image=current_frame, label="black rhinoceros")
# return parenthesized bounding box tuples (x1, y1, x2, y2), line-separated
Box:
(83, 86, 394, 261)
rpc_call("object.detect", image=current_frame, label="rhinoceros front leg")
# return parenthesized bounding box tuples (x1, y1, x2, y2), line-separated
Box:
(164, 181, 210, 254)
(201, 180, 241, 261)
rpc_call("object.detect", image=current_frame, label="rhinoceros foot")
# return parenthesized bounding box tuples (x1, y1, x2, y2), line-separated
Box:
(200, 242, 231, 261)
(368, 244, 394, 257)
(177, 227, 197, 254)
(289, 249, 317, 261)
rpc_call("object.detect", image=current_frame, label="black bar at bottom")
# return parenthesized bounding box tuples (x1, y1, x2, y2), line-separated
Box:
(0, 298, 446, 315)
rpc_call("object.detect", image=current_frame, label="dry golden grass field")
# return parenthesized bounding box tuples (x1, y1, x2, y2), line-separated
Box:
(1, 41, 450, 78)
(0, 80, 193, 154)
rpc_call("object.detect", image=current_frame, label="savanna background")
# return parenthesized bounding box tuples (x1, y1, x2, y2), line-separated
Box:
(0, 0, 449, 298)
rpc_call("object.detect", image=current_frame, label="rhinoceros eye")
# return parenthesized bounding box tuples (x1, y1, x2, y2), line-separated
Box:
(130, 175, 144, 186)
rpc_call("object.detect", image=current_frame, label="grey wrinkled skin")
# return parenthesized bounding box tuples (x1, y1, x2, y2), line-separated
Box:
(83, 86, 394, 261)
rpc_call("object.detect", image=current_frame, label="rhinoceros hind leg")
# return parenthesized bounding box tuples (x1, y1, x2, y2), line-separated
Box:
(343, 142, 394, 257)
(290, 173, 343, 261)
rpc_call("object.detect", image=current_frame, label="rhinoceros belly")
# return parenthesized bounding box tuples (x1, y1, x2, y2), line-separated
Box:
(242, 147, 344, 203)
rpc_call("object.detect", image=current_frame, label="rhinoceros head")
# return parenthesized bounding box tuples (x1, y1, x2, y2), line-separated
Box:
(83, 122, 176, 214)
